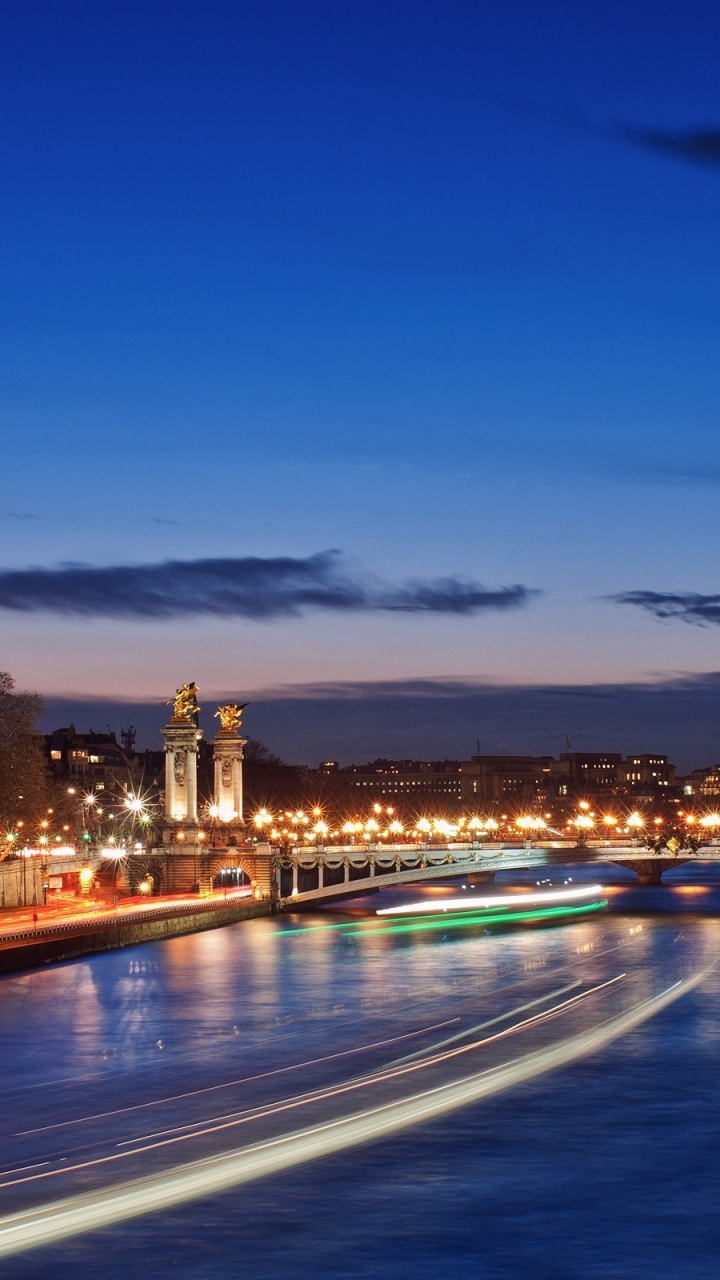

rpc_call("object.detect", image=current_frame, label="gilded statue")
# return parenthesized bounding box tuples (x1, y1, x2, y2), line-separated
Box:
(214, 701, 248, 733)
(170, 681, 200, 721)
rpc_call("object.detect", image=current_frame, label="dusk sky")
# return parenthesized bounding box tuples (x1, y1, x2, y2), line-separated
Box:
(4, 1, 720, 766)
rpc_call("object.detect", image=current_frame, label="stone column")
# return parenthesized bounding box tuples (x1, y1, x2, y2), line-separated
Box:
(212, 731, 247, 825)
(163, 720, 203, 824)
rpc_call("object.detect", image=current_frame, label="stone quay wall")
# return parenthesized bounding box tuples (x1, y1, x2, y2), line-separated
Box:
(0, 900, 272, 975)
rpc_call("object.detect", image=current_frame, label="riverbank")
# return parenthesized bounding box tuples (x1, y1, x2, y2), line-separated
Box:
(0, 898, 273, 974)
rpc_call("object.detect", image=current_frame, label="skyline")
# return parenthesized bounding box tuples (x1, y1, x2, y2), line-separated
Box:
(40, 672, 720, 775)
(4, 1, 720, 766)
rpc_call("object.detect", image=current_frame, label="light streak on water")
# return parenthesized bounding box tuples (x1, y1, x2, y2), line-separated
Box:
(376, 884, 604, 916)
(15, 1018, 460, 1140)
(389, 979, 584, 1063)
(0, 967, 710, 1259)
(351, 899, 608, 936)
(281, 885, 606, 937)
(0, 978, 622, 1190)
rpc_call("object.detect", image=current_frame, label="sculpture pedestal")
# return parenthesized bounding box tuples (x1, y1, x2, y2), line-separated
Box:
(162, 718, 203, 824)
(212, 731, 247, 826)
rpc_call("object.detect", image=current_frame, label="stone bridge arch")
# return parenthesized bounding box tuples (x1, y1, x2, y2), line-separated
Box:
(125, 855, 168, 896)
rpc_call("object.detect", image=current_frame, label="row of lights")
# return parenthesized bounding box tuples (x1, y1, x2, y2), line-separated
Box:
(250, 803, 720, 843)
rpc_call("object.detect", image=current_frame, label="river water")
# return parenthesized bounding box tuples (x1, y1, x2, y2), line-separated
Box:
(2, 871, 720, 1278)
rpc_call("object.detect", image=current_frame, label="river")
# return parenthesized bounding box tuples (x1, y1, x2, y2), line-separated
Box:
(1, 871, 720, 1278)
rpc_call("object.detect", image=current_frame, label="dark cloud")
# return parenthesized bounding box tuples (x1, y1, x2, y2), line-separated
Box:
(611, 590, 720, 627)
(41, 671, 720, 773)
(622, 127, 720, 168)
(0, 552, 537, 621)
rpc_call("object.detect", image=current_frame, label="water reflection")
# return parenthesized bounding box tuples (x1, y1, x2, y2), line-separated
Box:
(0, 880, 719, 1274)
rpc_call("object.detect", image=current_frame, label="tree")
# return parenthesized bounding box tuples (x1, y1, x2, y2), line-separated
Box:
(243, 738, 283, 767)
(242, 739, 308, 811)
(0, 672, 48, 831)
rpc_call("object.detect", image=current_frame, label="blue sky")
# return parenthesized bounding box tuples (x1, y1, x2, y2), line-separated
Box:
(3, 0, 720, 764)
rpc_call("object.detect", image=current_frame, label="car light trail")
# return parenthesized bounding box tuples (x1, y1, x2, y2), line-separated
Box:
(0, 967, 710, 1260)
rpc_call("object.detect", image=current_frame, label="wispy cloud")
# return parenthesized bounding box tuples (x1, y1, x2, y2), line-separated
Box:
(0, 552, 538, 621)
(621, 126, 720, 169)
(611, 590, 720, 626)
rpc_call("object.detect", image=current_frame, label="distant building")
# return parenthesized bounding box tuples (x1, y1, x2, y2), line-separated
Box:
(46, 725, 140, 793)
(460, 756, 554, 806)
(552, 752, 623, 794)
(624, 754, 675, 790)
(320, 749, 679, 813)
(334, 758, 463, 804)
(680, 765, 720, 797)
(551, 752, 674, 799)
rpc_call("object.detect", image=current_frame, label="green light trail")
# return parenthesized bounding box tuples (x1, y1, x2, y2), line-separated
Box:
(281, 917, 368, 936)
(284, 898, 607, 938)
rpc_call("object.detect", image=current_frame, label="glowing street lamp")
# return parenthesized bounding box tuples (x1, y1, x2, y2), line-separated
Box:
(573, 815, 595, 832)
(434, 819, 457, 838)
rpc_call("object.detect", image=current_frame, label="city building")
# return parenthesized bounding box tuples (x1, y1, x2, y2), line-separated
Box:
(680, 765, 720, 798)
(46, 725, 140, 793)
(460, 755, 554, 806)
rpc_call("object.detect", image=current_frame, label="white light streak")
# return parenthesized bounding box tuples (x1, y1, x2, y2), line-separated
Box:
(376, 883, 604, 916)
(0, 968, 709, 1259)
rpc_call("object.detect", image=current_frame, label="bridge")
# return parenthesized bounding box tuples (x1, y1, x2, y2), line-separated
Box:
(272, 839, 720, 906)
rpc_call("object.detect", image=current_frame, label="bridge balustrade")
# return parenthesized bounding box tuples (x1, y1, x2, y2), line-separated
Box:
(270, 839, 720, 906)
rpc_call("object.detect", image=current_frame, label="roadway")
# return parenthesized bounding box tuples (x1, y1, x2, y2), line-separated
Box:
(0, 888, 253, 949)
